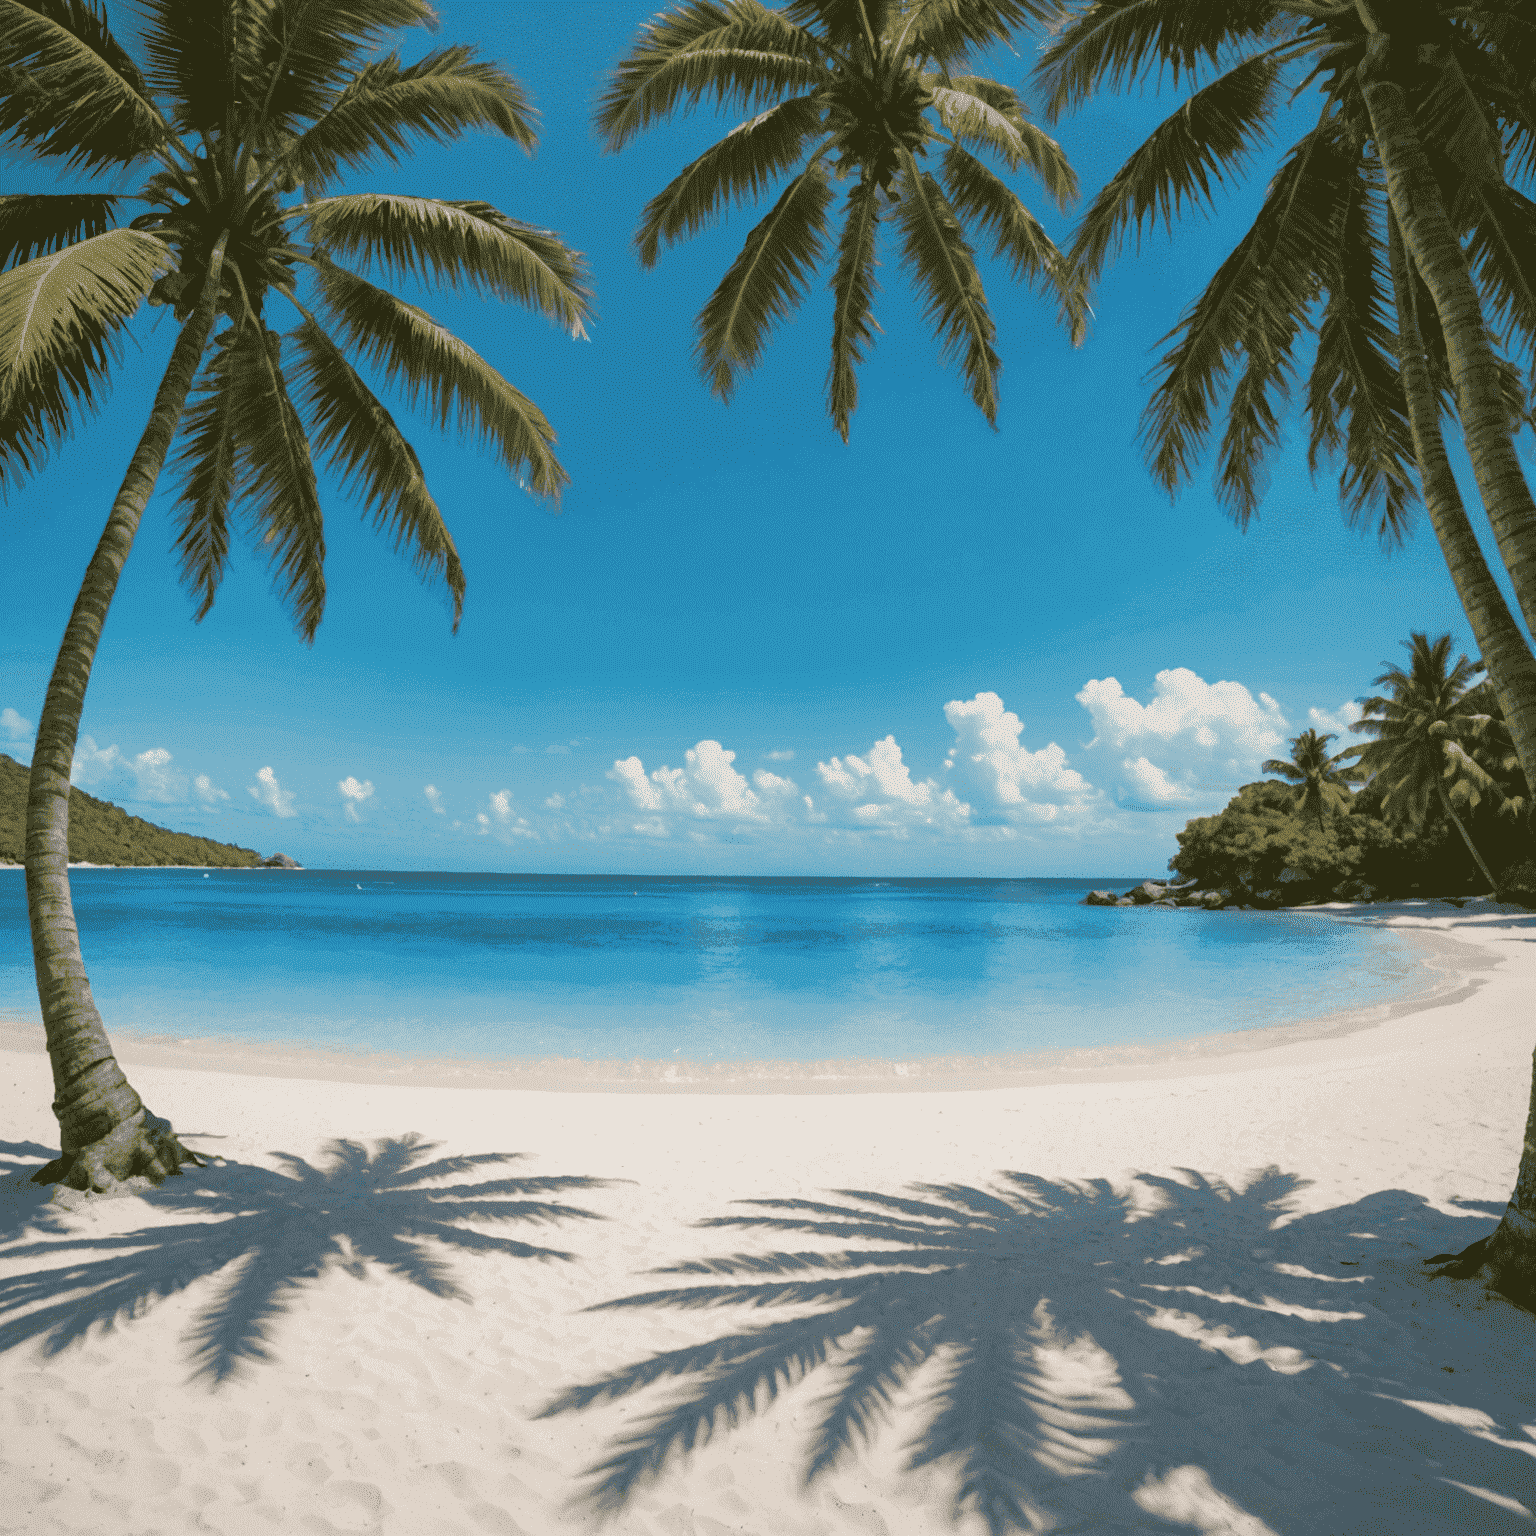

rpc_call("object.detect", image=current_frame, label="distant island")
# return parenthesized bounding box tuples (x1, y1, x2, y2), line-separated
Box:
(0, 754, 298, 868)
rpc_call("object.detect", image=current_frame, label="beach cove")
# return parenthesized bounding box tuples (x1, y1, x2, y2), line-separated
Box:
(3, 900, 1535, 1535)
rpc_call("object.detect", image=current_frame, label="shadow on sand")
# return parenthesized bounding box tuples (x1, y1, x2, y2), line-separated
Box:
(537, 1167, 1536, 1534)
(0, 1133, 613, 1384)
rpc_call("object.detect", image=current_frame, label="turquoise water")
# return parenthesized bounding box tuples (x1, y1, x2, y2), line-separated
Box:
(0, 870, 1423, 1064)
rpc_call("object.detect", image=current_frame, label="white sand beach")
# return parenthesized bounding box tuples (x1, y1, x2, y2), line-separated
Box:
(3, 902, 1535, 1535)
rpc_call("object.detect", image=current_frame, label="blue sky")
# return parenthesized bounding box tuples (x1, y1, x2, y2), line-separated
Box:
(3, 0, 1529, 875)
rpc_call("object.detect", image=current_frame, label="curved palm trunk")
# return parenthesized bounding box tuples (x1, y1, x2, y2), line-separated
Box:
(26, 237, 227, 1194)
(1434, 779, 1499, 895)
(1362, 71, 1536, 639)
(1387, 213, 1536, 785)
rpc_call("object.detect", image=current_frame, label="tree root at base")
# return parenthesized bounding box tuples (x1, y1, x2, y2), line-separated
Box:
(30, 1106, 204, 1193)
(1424, 1230, 1536, 1313)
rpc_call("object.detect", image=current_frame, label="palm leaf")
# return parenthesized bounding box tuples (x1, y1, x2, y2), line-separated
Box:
(896, 0, 1060, 66)
(228, 321, 327, 640)
(929, 76, 1077, 208)
(0, 229, 173, 493)
(302, 195, 592, 336)
(0, 192, 117, 268)
(1457, 179, 1536, 378)
(314, 257, 566, 499)
(1036, 0, 1284, 122)
(290, 313, 466, 630)
(0, 0, 166, 165)
(941, 144, 1087, 343)
(827, 178, 881, 441)
(172, 324, 242, 621)
(596, 0, 827, 152)
(695, 159, 834, 401)
(1305, 168, 1415, 542)
(635, 94, 823, 268)
(283, 46, 537, 189)
(1138, 124, 1342, 512)
(1068, 52, 1281, 285)
(893, 156, 1000, 424)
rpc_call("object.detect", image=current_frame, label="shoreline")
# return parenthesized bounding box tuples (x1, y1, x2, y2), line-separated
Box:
(0, 898, 1512, 1095)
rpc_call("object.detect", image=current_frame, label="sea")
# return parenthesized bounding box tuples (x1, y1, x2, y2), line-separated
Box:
(0, 870, 1432, 1074)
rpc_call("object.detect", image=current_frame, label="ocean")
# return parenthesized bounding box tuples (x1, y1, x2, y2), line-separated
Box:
(0, 870, 1429, 1070)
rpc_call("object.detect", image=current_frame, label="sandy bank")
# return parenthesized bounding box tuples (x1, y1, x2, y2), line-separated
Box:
(2, 903, 1535, 1534)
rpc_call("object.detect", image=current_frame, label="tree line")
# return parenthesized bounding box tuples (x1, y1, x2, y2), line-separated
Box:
(2, 0, 1534, 1306)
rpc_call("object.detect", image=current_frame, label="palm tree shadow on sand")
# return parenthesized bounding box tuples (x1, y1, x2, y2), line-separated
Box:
(0, 1133, 614, 1385)
(537, 1168, 1536, 1534)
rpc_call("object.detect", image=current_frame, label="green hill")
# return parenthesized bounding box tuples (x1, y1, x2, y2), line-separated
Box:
(0, 753, 265, 867)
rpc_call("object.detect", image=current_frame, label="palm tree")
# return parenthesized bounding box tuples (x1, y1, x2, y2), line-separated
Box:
(597, 0, 1087, 440)
(1349, 633, 1504, 892)
(1261, 728, 1361, 828)
(1036, 0, 1536, 808)
(1, 0, 592, 1194)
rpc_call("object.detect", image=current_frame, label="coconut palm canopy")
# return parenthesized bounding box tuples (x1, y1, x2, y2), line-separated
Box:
(1037, 0, 1536, 538)
(0, 0, 593, 637)
(1261, 726, 1361, 826)
(600, 0, 1088, 440)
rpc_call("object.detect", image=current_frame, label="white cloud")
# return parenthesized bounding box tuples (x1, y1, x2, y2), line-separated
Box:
(764, 749, 794, 761)
(2, 707, 32, 744)
(481, 788, 537, 840)
(476, 812, 491, 835)
(943, 693, 1095, 824)
(610, 741, 767, 822)
(338, 776, 374, 822)
(194, 773, 229, 807)
(544, 793, 565, 810)
(1075, 668, 1288, 810)
(249, 766, 297, 818)
(815, 736, 972, 834)
(1308, 702, 1367, 746)
(72, 737, 187, 803)
(424, 784, 445, 814)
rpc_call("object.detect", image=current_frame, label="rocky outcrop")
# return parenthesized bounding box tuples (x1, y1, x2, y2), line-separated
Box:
(259, 852, 302, 869)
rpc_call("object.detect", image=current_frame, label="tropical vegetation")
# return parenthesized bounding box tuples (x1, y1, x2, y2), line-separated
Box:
(0, 0, 591, 1192)
(0, 753, 263, 867)
(1260, 728, 1362, 828)
(599, 0, 1087, 439)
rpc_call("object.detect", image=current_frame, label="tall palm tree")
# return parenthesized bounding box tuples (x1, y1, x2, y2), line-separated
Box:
(1349, 632, 1504, 891)
(598, 0, 1087, 440)
(1, 0, 592, 1194)
(1261, 727, 1361, 827)
(1037, 0, 1536, 794)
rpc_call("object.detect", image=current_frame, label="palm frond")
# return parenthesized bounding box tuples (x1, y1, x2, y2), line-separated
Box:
(1035, 0, 1285, 122)
(635, 95, 823, 268)
(895, 0, 1059, 66)
(893, 156, 1000, 424)
(1456, 179, 1536, 378)
(1068, 52, 1280, 284)
(302, 195, 592, 336)
(1417, 44, 1505, 186)
(941, 143, 1087, 342)
(0, 0, 166, 165)
(1305, 167, 1415, 543)
(826, 178, 881, 441)
(283, 46, 537, 189)
(0, 193, 117, 268)
(229, 322, 327, 640)
(0, 228, 173, 494)
(596, 0, 828, 152)
(929, 76, 1077, 208)
(695, 159, 834, 401)
(290, 313, 466, 630)
(315, 257, 566, 500)
(1138, 125, 1342, 514)
(172, 324, 242, 621)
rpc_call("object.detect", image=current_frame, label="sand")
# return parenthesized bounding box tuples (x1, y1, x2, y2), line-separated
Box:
(2, 901, 1535, 1535)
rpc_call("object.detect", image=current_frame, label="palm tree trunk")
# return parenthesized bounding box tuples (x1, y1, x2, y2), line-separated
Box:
(1433, 778, 1498, 895)
(1386, 212, 1536, 785)
(1361, 66, 1536, 638)
(25, 235, 227, 1194)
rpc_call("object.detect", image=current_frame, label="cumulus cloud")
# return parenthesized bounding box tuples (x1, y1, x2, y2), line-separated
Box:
(424, 784, 445, 814)
(764, 749, 794, 761)
(2, 707, 32, 745)
(1308, 702, 1367, 746)
(338, 776, 374, 822)
(815, 736, 972, 834)
(72, 737, 188, 803)
(483, 788, 537, 840)
(943, 693, 1095, 824)
(610, 741, 767, 821)
(194, 773, 229, 807)
(249, 766, 297, 818)
(544, 793, 565, 810)
(1075, 668, 1288, 810)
